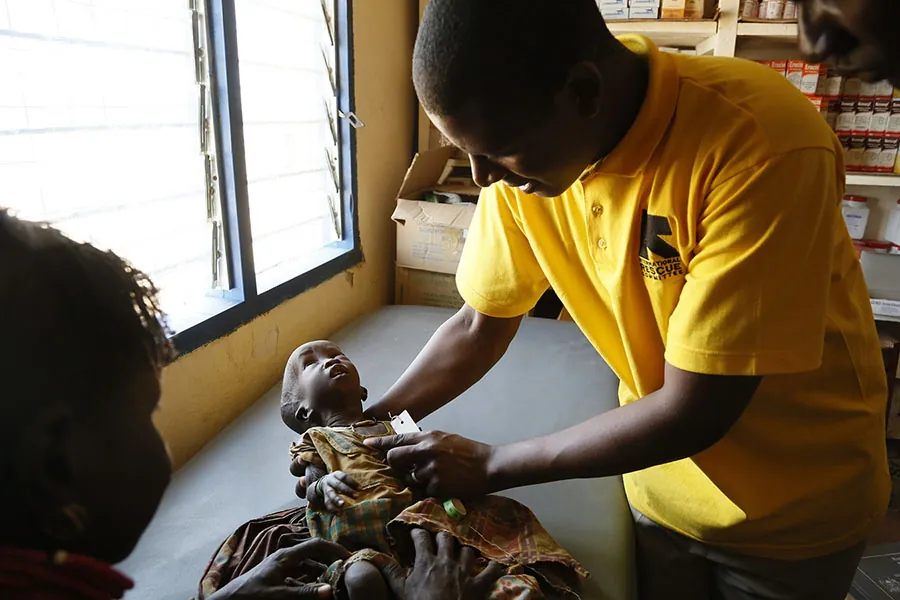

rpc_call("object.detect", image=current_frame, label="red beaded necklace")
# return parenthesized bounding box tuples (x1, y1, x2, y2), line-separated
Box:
(0, 547, 134, 600)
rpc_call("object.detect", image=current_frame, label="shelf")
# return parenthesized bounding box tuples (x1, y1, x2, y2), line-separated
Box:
(846, 174, 900, 188)
(736, 21, 798, 39)
(606, 19, 718, 47)
(876, 314, 900, 324)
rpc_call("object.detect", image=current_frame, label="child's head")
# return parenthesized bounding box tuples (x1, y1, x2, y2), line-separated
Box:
(281, 340, 367, 434)
(0, 210, 176, 563)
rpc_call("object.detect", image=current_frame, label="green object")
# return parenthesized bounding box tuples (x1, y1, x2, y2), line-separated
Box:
(443, 498, 467, 521)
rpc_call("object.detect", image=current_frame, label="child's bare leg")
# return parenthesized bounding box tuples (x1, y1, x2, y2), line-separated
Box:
(344, 560, 387, 600)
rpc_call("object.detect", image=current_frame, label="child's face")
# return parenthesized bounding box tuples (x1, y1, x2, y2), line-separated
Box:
(282, 341, 364, 431)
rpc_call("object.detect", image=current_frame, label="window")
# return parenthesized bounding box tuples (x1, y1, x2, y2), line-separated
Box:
(0, 0, 359, 351)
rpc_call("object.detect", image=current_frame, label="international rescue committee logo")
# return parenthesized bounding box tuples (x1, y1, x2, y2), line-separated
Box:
(639, 211, 685, 281)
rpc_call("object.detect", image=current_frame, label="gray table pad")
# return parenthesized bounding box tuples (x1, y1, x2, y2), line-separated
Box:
(120, 306, 633, 599)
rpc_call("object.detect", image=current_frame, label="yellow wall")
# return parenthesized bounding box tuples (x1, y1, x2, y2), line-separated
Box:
(155, 0, 418, 469)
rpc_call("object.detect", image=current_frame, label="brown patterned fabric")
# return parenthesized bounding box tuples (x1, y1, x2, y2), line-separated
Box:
(197, 506, 309, 599)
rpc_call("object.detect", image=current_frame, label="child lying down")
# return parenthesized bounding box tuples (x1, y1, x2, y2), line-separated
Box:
(281, 340, 588, 600)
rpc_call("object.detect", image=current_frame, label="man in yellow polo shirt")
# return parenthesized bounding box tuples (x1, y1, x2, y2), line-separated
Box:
(367, 0, 890, 597)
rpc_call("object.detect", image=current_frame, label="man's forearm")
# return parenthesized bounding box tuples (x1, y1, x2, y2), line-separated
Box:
(487, 365, 760, 492)
(368, 305, 522, 421)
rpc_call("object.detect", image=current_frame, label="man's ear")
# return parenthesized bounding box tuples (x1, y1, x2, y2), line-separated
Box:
(562, 61, 604, 120)
(360, 387, 369, 402)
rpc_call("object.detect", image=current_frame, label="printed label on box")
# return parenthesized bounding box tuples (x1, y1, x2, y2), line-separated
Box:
(860, 80, 879, 101)
(854, 101, 875, 135)
(864, 137, 883, 172)
(844, 78, 863, 100)
(786, 60, 804, 90)
(847, 136, 867, 171)
(800, 63, 824, 95)
(878, 139, 899, 173)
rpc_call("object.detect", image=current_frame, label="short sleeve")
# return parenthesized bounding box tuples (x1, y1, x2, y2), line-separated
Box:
(665, 148, 841, 376)
(456, 184, 549, 318)
(289, 433, 325, 467)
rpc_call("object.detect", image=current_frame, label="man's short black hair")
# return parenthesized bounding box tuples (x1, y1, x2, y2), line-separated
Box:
(413, 0, 610, 118)
(0, 210, 175, 421)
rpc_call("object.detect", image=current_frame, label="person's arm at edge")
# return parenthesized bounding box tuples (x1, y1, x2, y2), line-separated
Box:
(486, 363, 761, 492)
(366, 304, 524, 421)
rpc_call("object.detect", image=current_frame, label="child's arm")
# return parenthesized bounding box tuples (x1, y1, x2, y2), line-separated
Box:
(306, 464, 360, 512)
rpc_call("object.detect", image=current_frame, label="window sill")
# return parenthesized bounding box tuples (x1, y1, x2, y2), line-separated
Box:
(171, 245, 362, 355)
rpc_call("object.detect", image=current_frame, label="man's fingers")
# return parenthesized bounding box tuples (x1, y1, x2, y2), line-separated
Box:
(290, 457, 307, 477)
(410, 528, 435, 566)
(281, 539, 350, 564)
(279, 582, 333, 598)
(472, 561, 506, 594)
(459, 546, 476, 572)
(385, 444, 434, 472)
(363, 432, 428, 452)
(372, 558, 407, 598)
(295, 478, 307, 500)
(436, 531, 456, 562)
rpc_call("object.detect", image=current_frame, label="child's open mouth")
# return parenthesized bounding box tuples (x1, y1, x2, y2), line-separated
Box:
(328, 364, 348, 377)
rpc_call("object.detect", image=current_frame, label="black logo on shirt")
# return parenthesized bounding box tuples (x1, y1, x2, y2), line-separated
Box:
(639, 212, 685, 281)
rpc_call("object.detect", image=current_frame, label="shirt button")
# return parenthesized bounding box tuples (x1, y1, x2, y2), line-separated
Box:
(592, 204, 603, 216)
(597, 238, 607, 250)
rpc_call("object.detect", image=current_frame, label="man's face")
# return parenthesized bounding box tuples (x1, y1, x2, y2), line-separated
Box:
(799, 0, 900, 86)
(430, 99, 598, 199)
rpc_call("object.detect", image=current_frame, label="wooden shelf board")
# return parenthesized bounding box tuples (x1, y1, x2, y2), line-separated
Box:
(736, 21, 798, 39)
(606, 19, 718, 47)
(846, 174, 900, 188)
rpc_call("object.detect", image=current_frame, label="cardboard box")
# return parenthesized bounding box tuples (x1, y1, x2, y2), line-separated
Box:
(826, 98, 841, 130)
(864, 136, 883, 172)
(871, 100, 892, 135)
(839, 134, 852, 165)
(854, 100, 875, 135)
(786, 59, 804, 90)
(600, 6, 629, 19)
(806, 95, 827, 118)
(879, 138, 899, 173)
(392, 146, 478, 276)
(395, 266, 464, 310)
(597, 0, 626, 6)
(685, 0, 714, 18)
(768, 59, 788, 76)
(835, 100, 857, 135)
(888, 100, 900, 138)
(876, 80, 895, 101)
(872, 298, 900, 319)
(844, 78, 863, 100)
(848, 136, 867, 171)
(821, 74, 845, 98)
(661, 0, 685, 19)
(629, 5, 660, 17)
(860, 80, 879, 102)
(630, 0, 661, 5)
(800, 63, 825, 95)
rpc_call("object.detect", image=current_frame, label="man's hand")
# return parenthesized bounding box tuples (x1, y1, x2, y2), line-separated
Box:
(372, 530, 505, 600)
(207, 539, 350, 599)
(290, 457, 309, 499)
(364, 431, 494, 498)
(307, 471, 359, 512)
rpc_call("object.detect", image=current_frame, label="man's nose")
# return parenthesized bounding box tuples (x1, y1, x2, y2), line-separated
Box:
(469, 155, 507, 188)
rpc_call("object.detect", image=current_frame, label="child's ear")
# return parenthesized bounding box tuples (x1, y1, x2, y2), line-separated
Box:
(360, 386, 369, 402)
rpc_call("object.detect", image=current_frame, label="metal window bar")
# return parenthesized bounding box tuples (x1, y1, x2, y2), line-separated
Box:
(191, 0, 229, 290)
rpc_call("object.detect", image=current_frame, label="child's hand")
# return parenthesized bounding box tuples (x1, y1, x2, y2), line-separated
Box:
(308, 471, 360, 513)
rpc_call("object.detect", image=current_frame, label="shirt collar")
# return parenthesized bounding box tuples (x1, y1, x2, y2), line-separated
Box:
(581, 35, 679, 181)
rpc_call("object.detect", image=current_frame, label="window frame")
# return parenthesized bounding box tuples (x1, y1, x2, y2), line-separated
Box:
(173, 0, 360, 354)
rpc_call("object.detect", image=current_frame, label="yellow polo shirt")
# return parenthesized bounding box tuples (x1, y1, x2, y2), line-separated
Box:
(456, 36, 890, 559)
